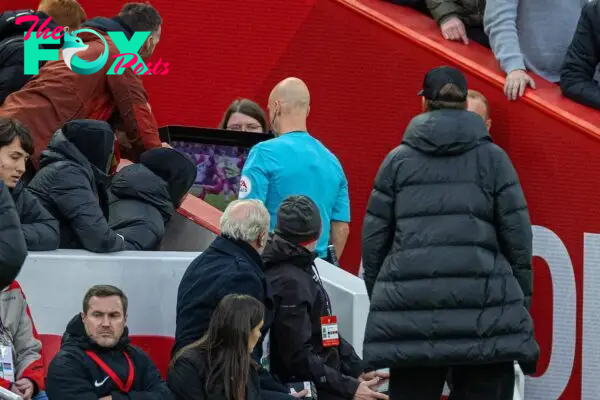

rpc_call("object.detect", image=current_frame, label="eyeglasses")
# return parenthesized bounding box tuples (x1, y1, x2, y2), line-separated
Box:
(226, 124, 263, 132)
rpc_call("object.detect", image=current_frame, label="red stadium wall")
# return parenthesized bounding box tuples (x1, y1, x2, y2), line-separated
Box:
(6, 1, 600, 398)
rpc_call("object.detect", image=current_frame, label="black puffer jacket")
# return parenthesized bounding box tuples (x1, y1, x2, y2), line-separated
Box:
(11, 181, 59, 251)
(0, 10, 61, 105)
(0, 181, 27, 289)
(47, 314, 173, 400)
(362, 110, 539, 371)
(560, 0, 600, 110)
(27, 120, 125, 253)
(108, 148, 196, 250)
(263, 235, 365, 399)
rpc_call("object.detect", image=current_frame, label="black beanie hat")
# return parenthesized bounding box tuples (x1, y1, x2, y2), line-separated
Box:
(275, 195, 321, 245)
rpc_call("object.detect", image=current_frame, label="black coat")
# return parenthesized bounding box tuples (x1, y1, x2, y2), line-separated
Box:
(0, 181, 27, 289)
(168, 346, 261, 400)
(0, 10, 61, 105)
(561, 0, 600, 109)
(46, 314, 173, 400)
(108, 149, 196, 250)
(27, 121, 125, 253)
(362, 110, 539, 371)
(263, 235, 365, 399)
(11, 181, 59, 251)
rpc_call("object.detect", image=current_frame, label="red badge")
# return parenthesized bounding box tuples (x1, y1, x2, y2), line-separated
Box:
(321, 316, 340, 347)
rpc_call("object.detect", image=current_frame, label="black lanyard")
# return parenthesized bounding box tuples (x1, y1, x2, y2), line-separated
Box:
(311, 264, 333, 316)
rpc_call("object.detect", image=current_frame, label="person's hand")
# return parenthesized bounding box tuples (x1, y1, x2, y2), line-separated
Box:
(14, 378, 34, 400)
(99, 397, 113, 400)
(10, 384, 24, 398)
(161, 142, 172, 149)
(504, 69, 536, 100)
(440, 16, 469, 45)
(359, 370, 390, 384)
(354, 377, 389, 400)
(289, 388, 309, 398)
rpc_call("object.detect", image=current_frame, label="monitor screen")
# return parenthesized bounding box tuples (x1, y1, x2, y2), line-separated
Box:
(160, 126, 273, 211)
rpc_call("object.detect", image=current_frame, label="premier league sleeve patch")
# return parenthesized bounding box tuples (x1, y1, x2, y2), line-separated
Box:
(238, 175, 252, 199)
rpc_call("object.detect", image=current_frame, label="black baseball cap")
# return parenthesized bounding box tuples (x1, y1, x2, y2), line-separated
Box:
(418, 66, 468, 101)
(275, 195, 321, 245)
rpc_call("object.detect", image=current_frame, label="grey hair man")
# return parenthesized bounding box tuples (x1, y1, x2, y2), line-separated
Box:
(174, 200, 297, 400)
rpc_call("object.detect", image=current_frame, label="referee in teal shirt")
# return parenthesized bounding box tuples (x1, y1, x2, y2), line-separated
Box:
(238, 77, 350, 261)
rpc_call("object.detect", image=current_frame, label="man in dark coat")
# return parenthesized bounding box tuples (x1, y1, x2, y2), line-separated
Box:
(264, 195, 387, 400)
(108, 148, 196, 250)
(46, 285, 173, 399)
(27, 120, 125, 253)
(362, 66, 539, 400)
(561, 0, 600, 110)
(0, 181, 27, 290)
(174, 199, 293, 400)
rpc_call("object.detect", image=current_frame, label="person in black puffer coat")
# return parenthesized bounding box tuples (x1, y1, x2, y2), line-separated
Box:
(108, 148, 196, 250)
(27, 120, 125, 253)
(560, 0, 600, 110)
(362, 67, 538, 400)
(0, 2, 86, 105)
(0, 181, 27, 290)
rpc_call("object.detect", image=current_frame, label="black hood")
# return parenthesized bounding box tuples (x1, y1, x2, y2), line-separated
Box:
(139, 148, 197, 208)
(0, 10, 56, 39)
(401, 109, 491, 156)
(262, 234, 317, 271)
(110, 164, 174, 221)
(61, 314, 130, 352)
(83, 16, 134, 40)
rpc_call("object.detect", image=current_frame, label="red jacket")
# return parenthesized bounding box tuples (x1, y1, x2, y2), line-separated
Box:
(0, 28, 161, 168)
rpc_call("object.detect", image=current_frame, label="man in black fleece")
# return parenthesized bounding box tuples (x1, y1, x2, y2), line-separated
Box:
(264, 196, 388, 400)
(108, 148, 196, 250)
(362, 66, 538, 400)
(27, 120, 125, 253)
(0, 180, 27, 290)
(46, 285, 173, 399)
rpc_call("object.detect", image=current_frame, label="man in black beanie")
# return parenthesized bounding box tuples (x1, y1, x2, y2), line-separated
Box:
(263, 195, 388, 400)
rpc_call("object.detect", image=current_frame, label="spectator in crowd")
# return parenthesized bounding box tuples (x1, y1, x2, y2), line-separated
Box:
(467, 89, 491, 131)
(174, 199, 296, 400)
(240, 77, 350, 263)
(484, 0, 587, 100)
(219, 98, 269, 133)
(561, 0, 600, 110)
(46, 285, 173, 399)
(0, 118, 59, 251)
(0, 281, 47, 400)
(264, 195, 388, 400)
(0, 0, 86, 105)
(169, 294, 265, 400)
(27, 120, 126, 253)
(425, 0, 489, 47)
(108, 148, 196, 250)
(0, 181, 26, 290)
(362, 66, 538, 399)
(0, 2, 164, 169)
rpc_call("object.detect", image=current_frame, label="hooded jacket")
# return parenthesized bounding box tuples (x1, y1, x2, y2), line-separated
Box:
(10, 181, 59, 251)
(0, 16, 161, 168)
(0, 181, 27, 290)
(263, 235, 365, 399)
(362, 110, 539, 371)
(27, 120, 125, 253)
(0, 10, 61, 105)
(108, 148, 196, 250)
(46, 314, 173, 400)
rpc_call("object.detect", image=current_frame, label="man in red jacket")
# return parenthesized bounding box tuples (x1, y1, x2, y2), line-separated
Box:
(0, 3, 164, 170)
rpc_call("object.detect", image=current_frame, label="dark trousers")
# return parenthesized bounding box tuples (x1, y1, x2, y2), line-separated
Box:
(390, 363, 514, 400)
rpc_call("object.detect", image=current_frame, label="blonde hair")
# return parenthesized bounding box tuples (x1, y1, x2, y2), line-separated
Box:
(467, 89, 490, 120)
(37, 0, 87, 30)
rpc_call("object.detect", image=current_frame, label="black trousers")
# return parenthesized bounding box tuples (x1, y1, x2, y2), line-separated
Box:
(389, 363, 514, 400)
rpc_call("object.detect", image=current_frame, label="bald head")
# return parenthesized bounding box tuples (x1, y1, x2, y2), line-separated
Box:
(269, 77, 311, 111)
(220, 199, 270, 252)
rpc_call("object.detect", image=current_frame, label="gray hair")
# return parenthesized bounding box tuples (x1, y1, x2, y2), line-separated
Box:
(220, 200, 270, 243)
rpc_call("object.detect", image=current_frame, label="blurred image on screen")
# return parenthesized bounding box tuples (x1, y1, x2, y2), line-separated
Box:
(172, 141, 249, 211)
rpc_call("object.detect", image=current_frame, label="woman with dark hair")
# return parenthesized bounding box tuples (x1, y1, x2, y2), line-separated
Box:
(168, 294, 265, 400)
(0, 118, 58, 251)
(219, 98, 268, 133)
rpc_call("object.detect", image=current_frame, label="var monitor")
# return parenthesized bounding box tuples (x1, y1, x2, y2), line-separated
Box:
(159, 126, 273, 211)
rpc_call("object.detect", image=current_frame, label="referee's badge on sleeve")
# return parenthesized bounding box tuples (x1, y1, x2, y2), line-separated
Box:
(239, 175, 251, 198)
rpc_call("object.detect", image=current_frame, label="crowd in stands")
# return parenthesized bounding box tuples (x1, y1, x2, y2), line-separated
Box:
(386, 0, 600, 107)
(0, 0, 541, 399)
